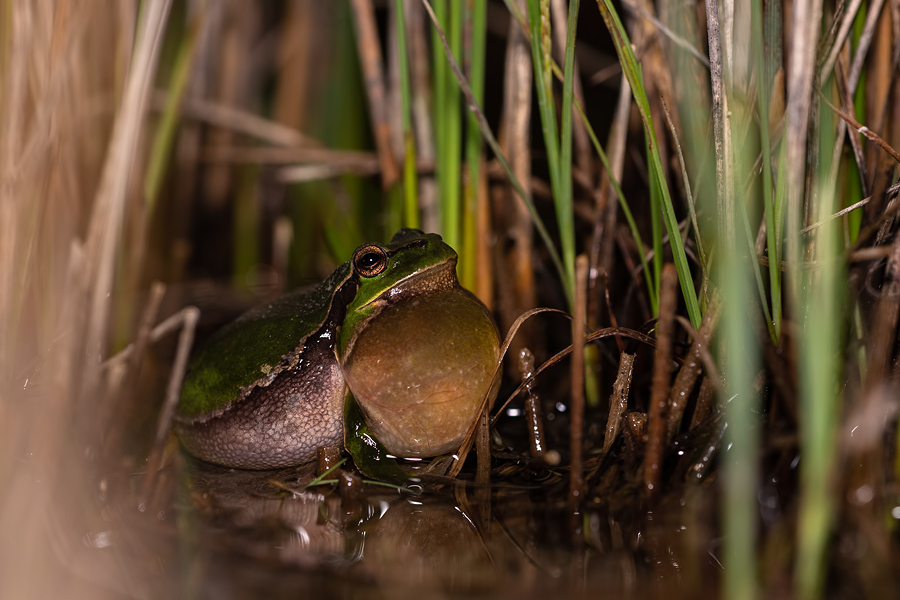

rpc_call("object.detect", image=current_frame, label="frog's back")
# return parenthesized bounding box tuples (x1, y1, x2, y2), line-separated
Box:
(178, 262, 352, 420)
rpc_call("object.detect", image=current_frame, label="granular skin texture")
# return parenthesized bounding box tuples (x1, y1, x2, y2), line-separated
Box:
(175, 326, 345, 470)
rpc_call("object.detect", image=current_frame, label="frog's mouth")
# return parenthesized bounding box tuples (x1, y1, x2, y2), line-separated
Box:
(367, 256, 459, 307)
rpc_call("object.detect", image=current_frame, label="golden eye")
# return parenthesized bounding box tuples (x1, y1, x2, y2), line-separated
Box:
(352, 244, 388, 277)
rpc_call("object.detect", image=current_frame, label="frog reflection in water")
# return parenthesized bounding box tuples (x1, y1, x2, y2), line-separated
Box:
(175, 229, 501, 469)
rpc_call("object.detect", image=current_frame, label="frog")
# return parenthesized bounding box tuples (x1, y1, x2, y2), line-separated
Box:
(174, 229, 501, 470)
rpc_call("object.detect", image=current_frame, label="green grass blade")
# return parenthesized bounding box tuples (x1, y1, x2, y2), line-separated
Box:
(660, 96, 708, 299)
(739, 193, 775, 340)
(515, 3, 655, 309)
(721, 240, 760, 600)
(144, 15, 200, 214)
(461, 0, 486, 290)
(440, 0, 462, 249)
(594, 0, 701, 328)
(574, 100, 656, 309)
(795, 98, 842, 600)
(752, 0, 780, 342)
(305, 458, 347, 488)
(648, 143, 663, 313)
(527, 0, 572, 302)
(795, 85, 842, 600)
(422, 0, 567, 302)
(431, 0, 447, 230)
(556, 0, 580, 309)
(773, 141, 787, 271)
(394, 0, 419, 229)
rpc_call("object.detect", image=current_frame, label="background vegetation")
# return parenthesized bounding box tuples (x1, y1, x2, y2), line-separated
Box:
(1, 0, 899, 597)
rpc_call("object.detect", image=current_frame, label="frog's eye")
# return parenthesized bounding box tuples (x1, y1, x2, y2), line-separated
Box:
(353, 244, 388, 277)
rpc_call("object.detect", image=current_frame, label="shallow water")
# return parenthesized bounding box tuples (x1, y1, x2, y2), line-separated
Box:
(62, 447, 733, 599)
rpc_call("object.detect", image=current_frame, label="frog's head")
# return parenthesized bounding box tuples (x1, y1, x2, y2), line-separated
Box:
(337, 229, 500, 458)
(337, 229, 457, 354)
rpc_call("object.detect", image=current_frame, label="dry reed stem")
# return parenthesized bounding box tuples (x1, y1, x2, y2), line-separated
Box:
(819, 0, 864, 83)
(704, 0, 735, 246)
(476, 409, 491, 485)
(350, 0, 400, 189)
(491, 324, 659, 422)
(591, 72, 630, 323)
(621, 0, 709, 67)
(387, 0, 405, 162)
(140, 306, 199, 504)
(153, 92, 315, 147)
(868, 16, 900, 151)
(661, 95, 706, 274)
(101, 282, 167, 462)
(801, 181, 900, 233)
(80, 0, 172, 405)
(665, 292, 722, 443)
(819, 92, 900, 165)
(632, 0, 686, 148)
(406, 0, 440, 232)
(615, 227, 652, 322)
(475, 155, 494, 307)
(863, 222, 900, 388)
(278, 163, 384, 183)
(274, 0, 315, 130)
(494, 0, 536, 375)
(835, 59, 870, 196)
(0, 4, 141, 596)
(449, 307, 567, 478)
(689, 375, 717, 429)
(784, 0, 823, 264)
(674, 315, 724, 387)
(519, 348, 547, 459)
(202, 2, 259, 209)
(569, 255, 588, 515)
(866, 0, 893, 146)
(722, 0, 734, 84)
(602, 274, 626, 353)
(0, 0, 33, 385)
(202, 145, 381, 165)
(685, 407, 725, 480)
(601, 351, 635, 455)
(550, 0, 592, 182)
(643, 264, 677, 500)
(822, 0, 887, 221)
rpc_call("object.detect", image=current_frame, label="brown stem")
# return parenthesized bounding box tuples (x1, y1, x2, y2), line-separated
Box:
(569, 255, 588, 521)
(643, 264, 677, 500)
(665, 292, 722, 443)
(140, 306, 199, 506)
(520, 348, 547, 459)
(602, 351, 635, 455)
(349, 0, 399, 189)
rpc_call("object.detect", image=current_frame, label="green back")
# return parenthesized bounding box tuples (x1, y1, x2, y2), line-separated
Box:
(178, 262, 353, 418)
